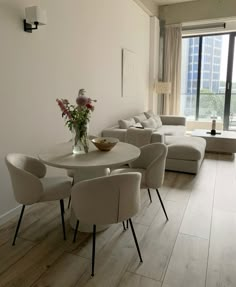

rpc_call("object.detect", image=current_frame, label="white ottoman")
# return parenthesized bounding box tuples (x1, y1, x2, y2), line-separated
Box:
(165, 136, 206, 174)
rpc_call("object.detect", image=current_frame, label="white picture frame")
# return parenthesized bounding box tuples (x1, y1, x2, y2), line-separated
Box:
(121, 48, 136, 98)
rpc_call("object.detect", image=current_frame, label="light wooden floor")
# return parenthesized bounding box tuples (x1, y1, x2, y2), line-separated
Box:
(1, 153, 236, 287)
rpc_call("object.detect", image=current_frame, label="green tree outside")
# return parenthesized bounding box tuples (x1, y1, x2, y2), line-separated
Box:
(199, 89, 225, 119)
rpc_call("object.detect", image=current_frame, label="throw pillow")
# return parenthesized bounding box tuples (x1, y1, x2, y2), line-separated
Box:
(140, 118, 157, 129)
(144, 111, 162, 128)
(118, 118, 135, 129)
(144, 110, 155, 119)
(133, 113, 147, 123)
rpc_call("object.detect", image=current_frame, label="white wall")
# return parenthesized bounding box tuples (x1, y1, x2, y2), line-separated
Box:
(159, 0, 236, 24)
(0, 0, 150, 220)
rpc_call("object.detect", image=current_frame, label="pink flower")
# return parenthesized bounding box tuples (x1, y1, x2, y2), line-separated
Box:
(56, 98, 72, 119)
(76, 95, 88, 106)
(86, 103, 94, 111)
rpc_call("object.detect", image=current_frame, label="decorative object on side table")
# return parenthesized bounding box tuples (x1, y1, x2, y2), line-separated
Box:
(56, 89, 97, 154)
(206, 119, 221, 136)
(92, 137, 119, 151)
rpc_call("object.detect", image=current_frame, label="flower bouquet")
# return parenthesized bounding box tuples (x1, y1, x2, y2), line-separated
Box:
(56, 89, 96, 154)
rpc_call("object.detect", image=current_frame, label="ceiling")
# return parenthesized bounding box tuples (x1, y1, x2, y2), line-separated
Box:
(154, 0, 198, 5)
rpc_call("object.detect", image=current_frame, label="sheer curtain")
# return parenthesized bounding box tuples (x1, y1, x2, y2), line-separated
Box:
(163, 24, 182, 115)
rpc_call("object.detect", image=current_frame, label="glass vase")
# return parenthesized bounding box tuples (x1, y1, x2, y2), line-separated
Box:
(72, 126, 89, 155)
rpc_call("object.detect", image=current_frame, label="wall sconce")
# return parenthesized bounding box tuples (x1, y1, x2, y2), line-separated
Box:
(24, 6, 47, 33)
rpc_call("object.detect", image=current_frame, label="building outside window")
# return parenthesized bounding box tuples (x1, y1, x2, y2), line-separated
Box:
(181, 35, 226, 121)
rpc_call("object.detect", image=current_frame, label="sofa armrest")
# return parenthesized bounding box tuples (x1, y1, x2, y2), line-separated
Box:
(101, 128, 126, 142)
(150, 132, 165, 144)
(160, 115, 186, 126)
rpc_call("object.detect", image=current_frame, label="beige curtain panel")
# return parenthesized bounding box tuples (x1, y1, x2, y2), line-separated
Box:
(163, 24, 182, 115)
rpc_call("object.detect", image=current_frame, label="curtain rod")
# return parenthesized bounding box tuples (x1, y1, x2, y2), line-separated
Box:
(182, 22, 226, 31)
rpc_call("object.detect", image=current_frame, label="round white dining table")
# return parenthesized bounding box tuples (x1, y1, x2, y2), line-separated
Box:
(38, 140, 140, 232)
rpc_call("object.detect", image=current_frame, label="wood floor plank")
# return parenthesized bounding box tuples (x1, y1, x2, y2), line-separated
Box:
(206, 209, 236, 287)
(74, 223, 148, 287)
(19, 204, 66, 242)
(0, 238, 36, 275)
(0, 203, 53, 246)
(67, 223, 119, 259)
(162, 234, 208, 287)
(165, 173, 194, 203)
(32, 253, 89, 287)
(133, 189, 162, 226)
(133, 173, 175, 227)
(180, 154, 217, 239)
(0, 229, 73, 287)
(0, 220, 17, 247)
(128, 200, 188, 281)
(118, 272, 161, 287)
(213, 153, 236, 213)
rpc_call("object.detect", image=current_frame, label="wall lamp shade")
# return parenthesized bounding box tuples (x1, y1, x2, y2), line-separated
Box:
(24, 6, 47, 33)
(156, 82, 172, 94)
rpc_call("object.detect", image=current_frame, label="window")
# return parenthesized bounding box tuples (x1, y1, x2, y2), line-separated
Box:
(181, 34, 229, 121)
(181, 37, 200, 118)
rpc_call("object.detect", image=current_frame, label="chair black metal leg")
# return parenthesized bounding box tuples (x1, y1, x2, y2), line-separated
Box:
(67, 177, 74, 209)
(126, 220, 129, 229)
(91, 224, 96, 277)
(147, 188, 152, 203)
(60, 199, 66, 240)
(122, 221, 126, 231)
(128, 218, 143, 263)
(62, 199, 65, 213)
(156, 189, 168, 221)
(67, 196, 71, 209)
(73, 220, 80, 243)
(12, 205, 25, 246)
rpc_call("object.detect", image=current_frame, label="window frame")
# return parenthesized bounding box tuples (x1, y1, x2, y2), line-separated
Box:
(182, 32, 236, 127)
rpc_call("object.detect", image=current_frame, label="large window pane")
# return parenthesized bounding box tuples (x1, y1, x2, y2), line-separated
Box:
(181, 37, 200, 119)
(199, 35, 229, 120)
(229, 36, 236, 130)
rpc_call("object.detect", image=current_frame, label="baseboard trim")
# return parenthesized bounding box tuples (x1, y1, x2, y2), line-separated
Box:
(0, 205, 21, 226)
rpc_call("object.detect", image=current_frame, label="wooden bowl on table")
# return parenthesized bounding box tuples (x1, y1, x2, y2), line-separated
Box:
(91, 137, 119, 151)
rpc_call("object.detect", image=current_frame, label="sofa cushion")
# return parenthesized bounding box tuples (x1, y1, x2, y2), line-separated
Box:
(133, 113, 147, 123)
(144, 111, 162, 128)
(141, 118, 157, 129)
(157, 125, 185, 136)
(118, 118, 135, 129)
(165, 136, 206, 161)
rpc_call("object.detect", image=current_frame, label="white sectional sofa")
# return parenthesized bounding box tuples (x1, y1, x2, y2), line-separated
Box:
(102, 113, 186, 143)
(102, 111, 206, 174)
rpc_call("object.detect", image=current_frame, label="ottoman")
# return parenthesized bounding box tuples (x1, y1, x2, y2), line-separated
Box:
(165, 136, 206, 174)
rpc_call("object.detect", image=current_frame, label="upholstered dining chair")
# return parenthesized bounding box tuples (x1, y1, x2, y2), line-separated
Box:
(5, 153, 71, 245)
(71, 173, 143, 276)
(111, 143, 168, 221)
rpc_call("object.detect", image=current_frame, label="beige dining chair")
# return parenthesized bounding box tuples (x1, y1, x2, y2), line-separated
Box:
(5, 153, 71, 245)
(111, 143, 168, 221)
(71, 172, 143, 276)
